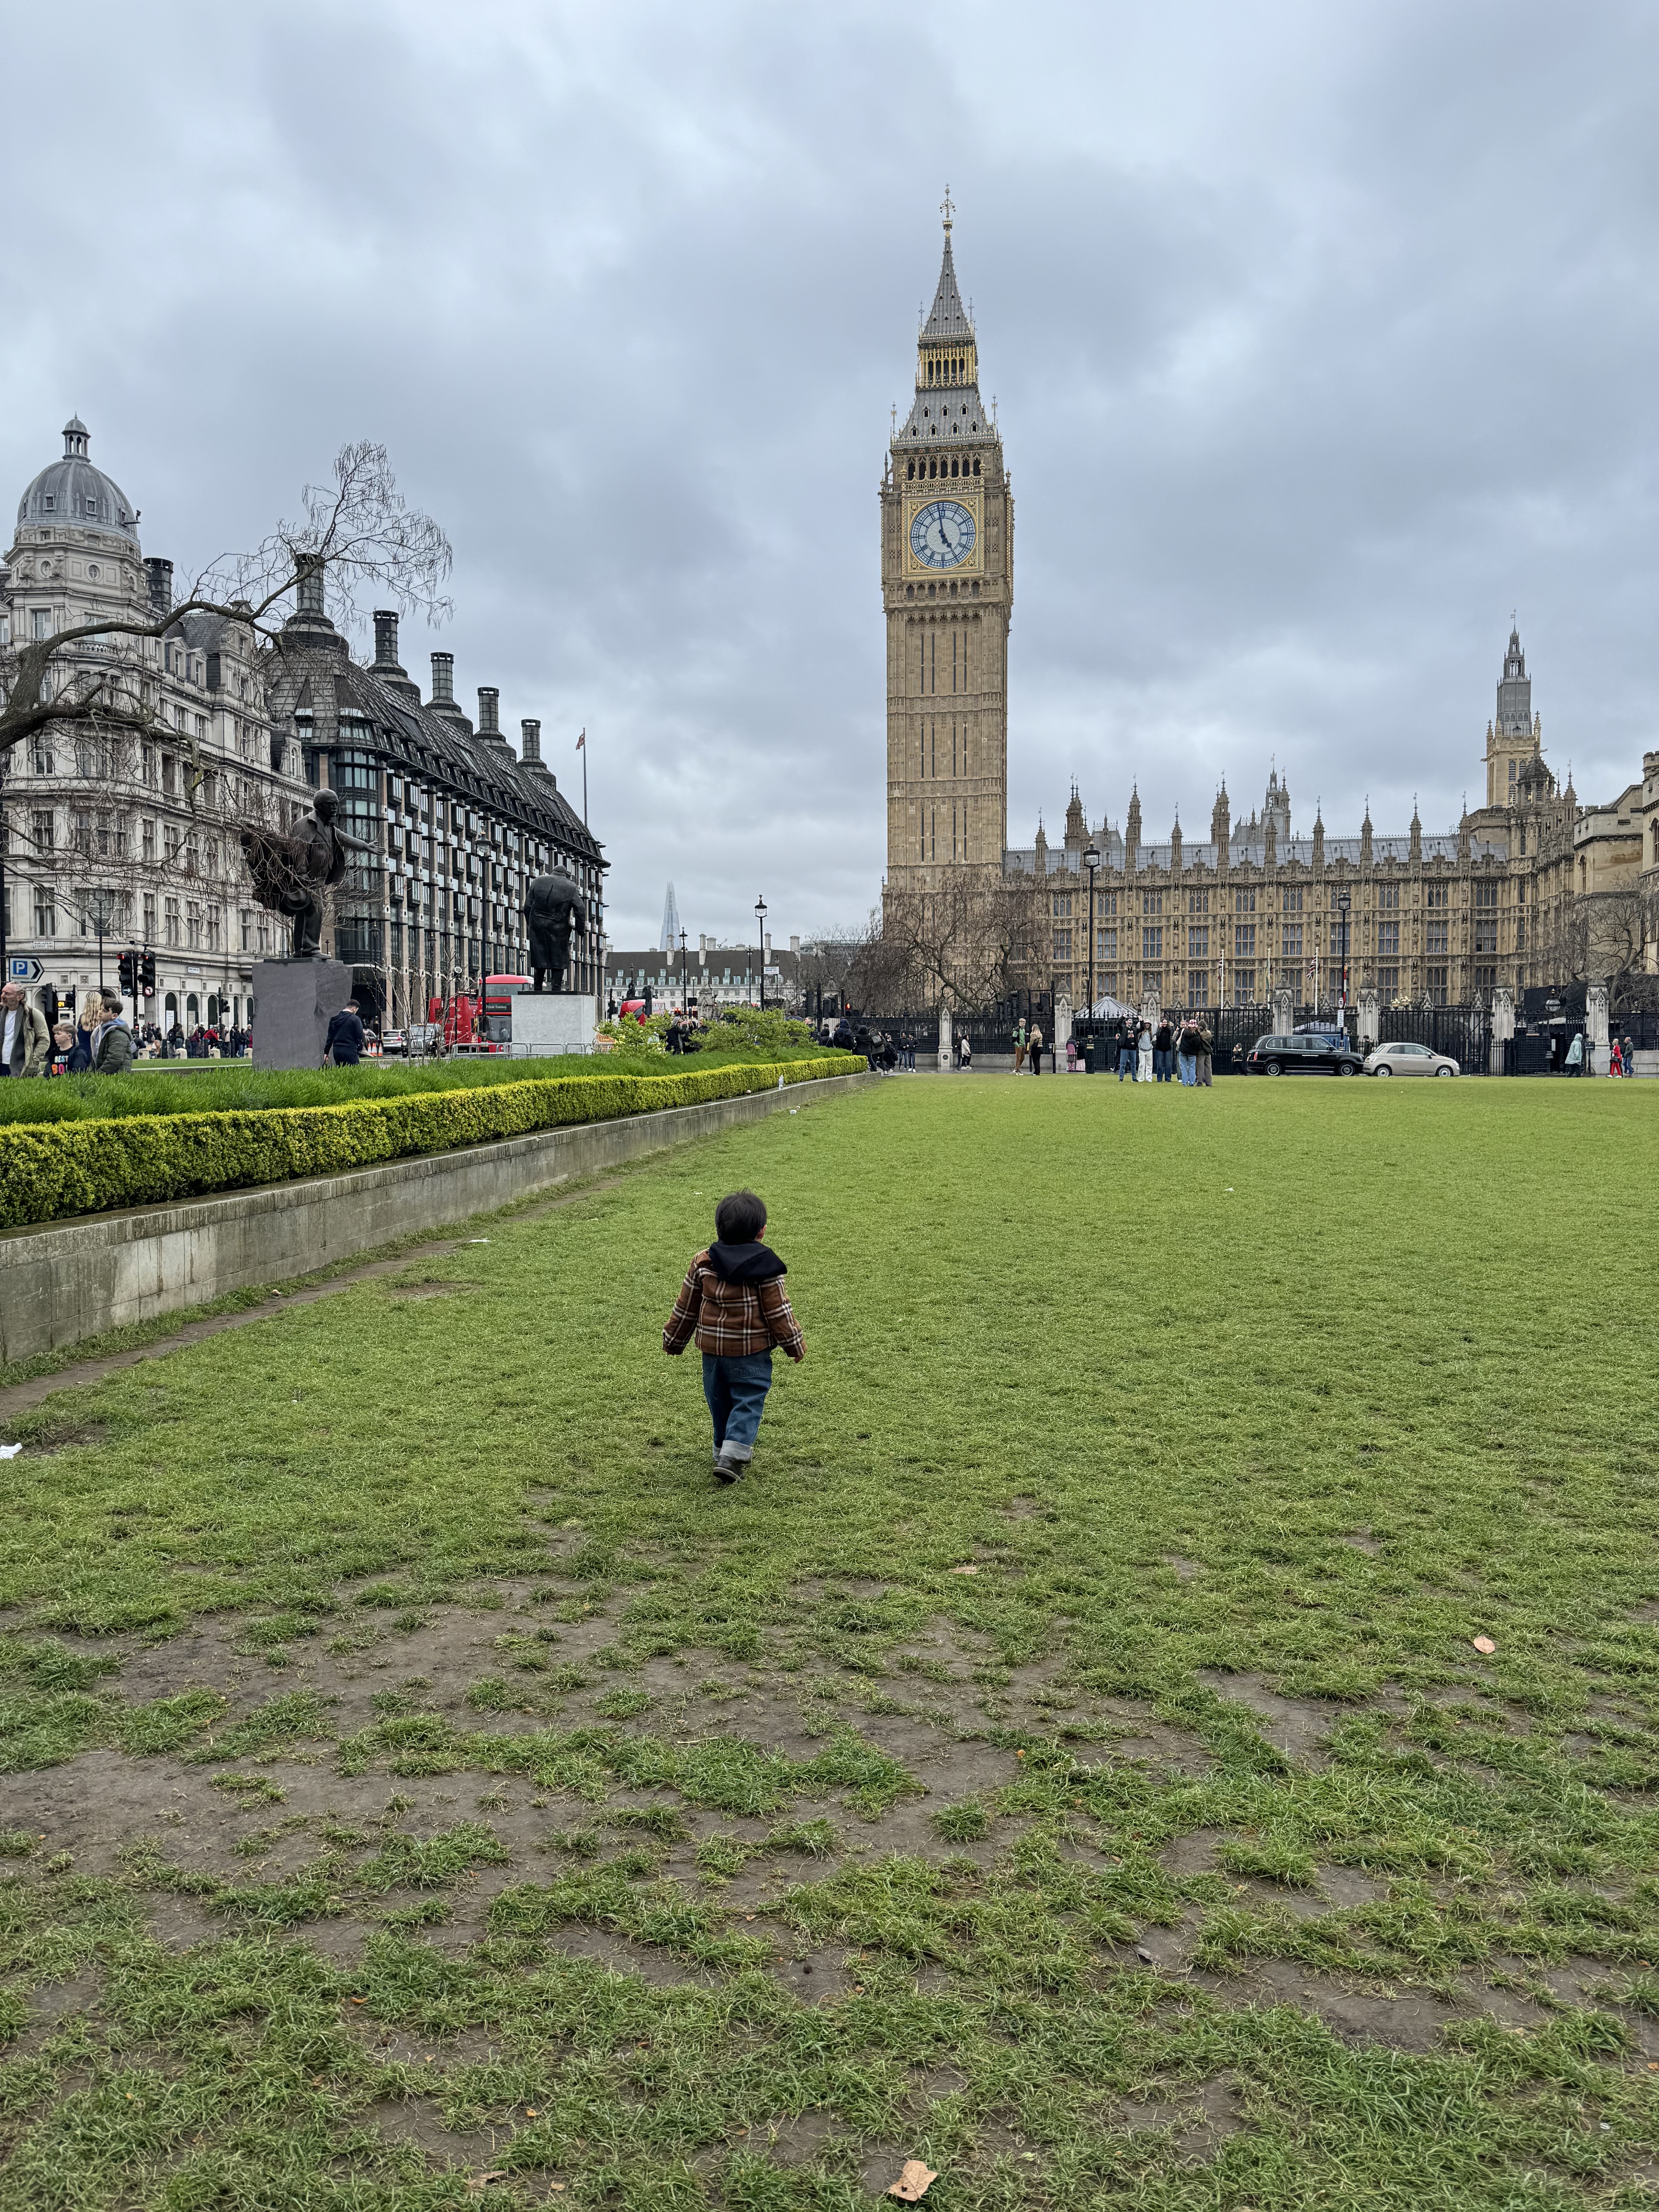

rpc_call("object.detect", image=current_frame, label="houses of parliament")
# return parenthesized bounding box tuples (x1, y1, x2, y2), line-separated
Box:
(883, 211, 1659, 1011)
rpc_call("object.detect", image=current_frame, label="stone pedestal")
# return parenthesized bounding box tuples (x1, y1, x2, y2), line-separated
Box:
(1356, 988, 1380, 1048)
(1587, 983, 1610, 1048)
(938, 1008, 953, 1074)
(511, 992, 596, 1057)
(1271, 986, 1295, 1036)
(251, 958, 352, 1070)
(1054, 994, 1073, 1063)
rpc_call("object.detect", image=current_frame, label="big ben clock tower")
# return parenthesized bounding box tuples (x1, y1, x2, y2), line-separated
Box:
(882, 195, 1011, 893)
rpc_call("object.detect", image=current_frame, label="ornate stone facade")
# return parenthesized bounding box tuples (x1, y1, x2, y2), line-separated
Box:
(1020, 628, 1578, 1012)
(0, 418, 310, 1032)
(882, 202, 1011, 893)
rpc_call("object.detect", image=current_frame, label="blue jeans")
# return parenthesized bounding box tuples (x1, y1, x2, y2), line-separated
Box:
(702, 1350, 773, 1461)
(1178, 1053, 1197, 1085)
(1154, 1049, 1173, 1082)
(1117, 1046, 1135, 1080)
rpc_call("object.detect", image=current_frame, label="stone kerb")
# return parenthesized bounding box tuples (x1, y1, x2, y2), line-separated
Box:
(0, 1070, 875, 1366)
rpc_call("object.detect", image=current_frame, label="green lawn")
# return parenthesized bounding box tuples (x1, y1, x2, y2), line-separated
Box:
(0, 1074, 1656, 2209)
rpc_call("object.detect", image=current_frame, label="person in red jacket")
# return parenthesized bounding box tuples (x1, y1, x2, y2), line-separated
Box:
(663, 1189, 805, 1484)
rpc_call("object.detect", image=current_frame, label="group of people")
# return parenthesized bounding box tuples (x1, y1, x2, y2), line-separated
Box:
(1556, 1029, 1642, 1076)
(0, 983, 134, 1078)
(1112, 1015, 1216, 1086)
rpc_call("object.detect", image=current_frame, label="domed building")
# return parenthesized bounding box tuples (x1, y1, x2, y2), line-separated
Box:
(2, 418, 306, 1041)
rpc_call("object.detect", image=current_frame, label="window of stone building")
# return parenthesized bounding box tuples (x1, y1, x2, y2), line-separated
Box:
(1053, 930, 1072, 962)
(1189, 926, 1208, 957)
(1426, 883, 1448, 909)
(1143, 890, 1162, 916)
(1051, 891, 1073, 918)
(1097, 890, 1117, 917)
(1474, 880, 1498, 908)
(187, 902, 203, 950)
(33, 887, 56, 935)
(1233, 966, 1254, 999)
(31, 609, 52, 640)
(1097, 928, 1117, 960)
(1188, 971, 1209, 1006)
(143, 893, 156, 942)
(1427, 965, 1449, 1006)
(31, 740, 53, 775)
(206, 907, 223, 952)
(1282, 924, 1303, 957)
(1282, 886, 1302, 914)
(1234, 922, 1255, 957)
(1474, 964, 1497, 994)
(1377, 881, 1400, 910)
(1188, 887, 1209, 914)
(1235, 886, 1256, 913)
(161, 753, 177, 796)
(1378, 963, 1399, 997)
(1142, 925, 1163, 958)
(1425, 921, 1448, 955)
(1377, 921, 1400, 955)
(30, 809, 54, 853)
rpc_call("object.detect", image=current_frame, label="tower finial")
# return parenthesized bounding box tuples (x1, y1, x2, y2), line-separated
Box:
(940, 184, 954, 234)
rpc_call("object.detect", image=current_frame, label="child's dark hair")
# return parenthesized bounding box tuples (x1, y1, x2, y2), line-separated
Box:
(715, 1189, 767, 1242)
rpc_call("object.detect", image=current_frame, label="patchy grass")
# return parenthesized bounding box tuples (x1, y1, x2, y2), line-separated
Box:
(0, 1076, 1656, 2207)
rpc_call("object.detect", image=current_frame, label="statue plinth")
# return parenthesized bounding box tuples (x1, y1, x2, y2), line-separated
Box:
(251, 958, 352, 1070)
(510, 993, 596, 1057)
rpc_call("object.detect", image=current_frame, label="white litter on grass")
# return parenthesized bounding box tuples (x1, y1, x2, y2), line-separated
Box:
(0, 1445, 22, 1461)
(789, 1109, 799, 1115)
(777, 1075, 785, 1089)
(467, 1239, 490, 1244)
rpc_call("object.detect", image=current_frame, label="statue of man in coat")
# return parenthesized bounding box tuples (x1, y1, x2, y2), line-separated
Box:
(524, 868, 590, 994)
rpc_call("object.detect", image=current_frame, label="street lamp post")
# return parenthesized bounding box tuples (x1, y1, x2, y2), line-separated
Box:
(678, 926, 688, 1014)
(84, 886, 117, 999)
(755, 896, 767, 1012)
(1083, 840, 1101, 1018)
(1337, 891, 1352, 1025)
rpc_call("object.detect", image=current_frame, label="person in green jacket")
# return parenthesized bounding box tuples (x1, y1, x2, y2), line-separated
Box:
(91, 993, 134, 1074)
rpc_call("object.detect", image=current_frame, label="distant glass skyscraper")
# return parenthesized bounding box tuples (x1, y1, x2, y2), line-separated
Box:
(659, 881, 682, 952)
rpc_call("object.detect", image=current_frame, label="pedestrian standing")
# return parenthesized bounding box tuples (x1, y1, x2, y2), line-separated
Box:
(1029, 1024, 1044, 1075)
(958, 1032, 972, 1072)
(1177, 1019, 1199, 1087)
(1196, 1022, 1214, 1087)
(1066, 1036, 1078, 1075)
(1153, 1018, 1175, 1082)
(1566, 1030, 1584, 1076)
(1, 983, 50, 1079)
(1117, 1020, 1136, 1082)
(1136, 1020, 1154, 1083)
(325, 999, 366, 1066)
(91, 994, 135, 1074)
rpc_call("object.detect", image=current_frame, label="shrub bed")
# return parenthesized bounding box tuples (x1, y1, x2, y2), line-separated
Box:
(0, 1058, 860, 1230)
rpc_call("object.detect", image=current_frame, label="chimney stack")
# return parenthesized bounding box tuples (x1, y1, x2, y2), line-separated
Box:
(430, 651, 454, 705)
(477, 686, 500, 735)
(144, 557, 173, 616)
(295, 557, 325, 617)
(372, 610, 403, 672)
(520, 718, 541, 764)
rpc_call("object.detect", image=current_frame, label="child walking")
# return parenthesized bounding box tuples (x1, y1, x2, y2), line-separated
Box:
(663, 1188, 805, 1483)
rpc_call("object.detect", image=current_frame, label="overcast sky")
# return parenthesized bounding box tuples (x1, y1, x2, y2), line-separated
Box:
(5, 1, 1657, 946)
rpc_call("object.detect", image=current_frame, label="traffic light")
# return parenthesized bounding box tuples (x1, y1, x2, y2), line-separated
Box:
(139, 949, 156, 998)
(117, 951, 137, 996)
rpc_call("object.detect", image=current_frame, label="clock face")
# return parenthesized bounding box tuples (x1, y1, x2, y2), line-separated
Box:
(909, 498, 976, 570)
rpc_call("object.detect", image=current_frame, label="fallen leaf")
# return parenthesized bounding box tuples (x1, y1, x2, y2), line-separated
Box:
(1135, 1945, 1156, 1964)
(948, 1565, 978, 1576)
(1471, 1636, 1497, 1655)
(466, 2176, 508, 2194)
(888, 2160, 938, 2202)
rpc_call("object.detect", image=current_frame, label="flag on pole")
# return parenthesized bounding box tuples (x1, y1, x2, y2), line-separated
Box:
(576, 728, 585, 749)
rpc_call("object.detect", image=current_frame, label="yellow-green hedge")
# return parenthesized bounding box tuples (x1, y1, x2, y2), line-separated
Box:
(0, 1058, 862, 1230)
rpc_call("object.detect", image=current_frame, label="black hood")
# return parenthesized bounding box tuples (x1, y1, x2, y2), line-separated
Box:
(708, 1240, 786, 1283)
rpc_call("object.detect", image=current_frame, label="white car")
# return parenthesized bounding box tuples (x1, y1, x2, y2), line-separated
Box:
(1365, 1041, 1460, 1077)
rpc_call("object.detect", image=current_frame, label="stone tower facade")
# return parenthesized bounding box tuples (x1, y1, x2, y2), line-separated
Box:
(1484, 625, 1543, 806)
(881, 202, 1011, 893)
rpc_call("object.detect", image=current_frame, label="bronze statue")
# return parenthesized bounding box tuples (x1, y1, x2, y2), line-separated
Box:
(242, 790, 373, 960)
(524, 868, 589, 993)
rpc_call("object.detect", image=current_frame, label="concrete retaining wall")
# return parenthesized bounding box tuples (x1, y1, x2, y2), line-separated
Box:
(0, 1071, 874, 1365)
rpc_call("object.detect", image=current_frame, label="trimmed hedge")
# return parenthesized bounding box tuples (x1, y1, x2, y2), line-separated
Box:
(0, 1058, 861, 1230)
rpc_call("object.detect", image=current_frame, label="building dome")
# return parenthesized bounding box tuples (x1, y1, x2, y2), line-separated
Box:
(15, 418, 139, 544)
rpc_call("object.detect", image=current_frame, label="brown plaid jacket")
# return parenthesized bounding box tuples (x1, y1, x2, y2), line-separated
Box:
(663, 1250, 805, 1361)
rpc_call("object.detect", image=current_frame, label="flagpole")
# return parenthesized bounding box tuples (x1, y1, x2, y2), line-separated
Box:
(578, 727, 587, 826)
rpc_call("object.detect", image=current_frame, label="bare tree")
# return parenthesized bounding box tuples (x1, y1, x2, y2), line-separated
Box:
(1, 441, 452, 768)
(854, 872, 1046, 1013)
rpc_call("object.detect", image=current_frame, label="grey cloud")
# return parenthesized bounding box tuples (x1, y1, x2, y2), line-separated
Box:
(4, 0, 1656, 942)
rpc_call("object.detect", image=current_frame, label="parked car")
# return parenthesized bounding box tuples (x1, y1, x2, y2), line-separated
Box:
(1364, 1041, 1460, 1077)
(380, 1027, 407, 1056)
(1246, 1032, 1367, 1076)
